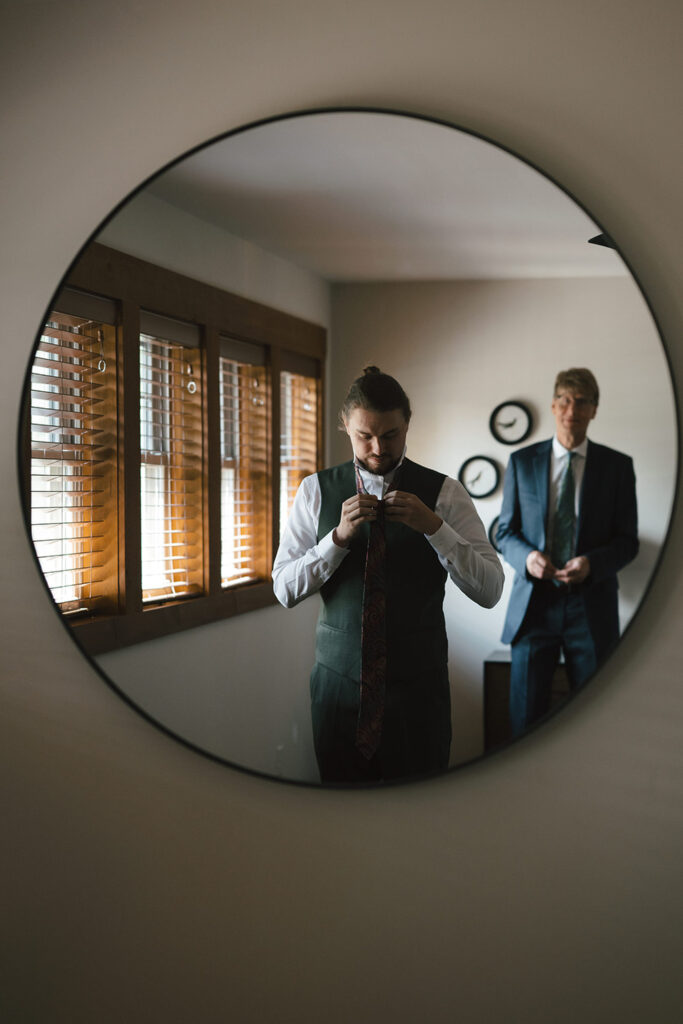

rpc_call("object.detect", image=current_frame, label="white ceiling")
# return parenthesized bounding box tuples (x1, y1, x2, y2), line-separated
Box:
(146, 111, 626, 282)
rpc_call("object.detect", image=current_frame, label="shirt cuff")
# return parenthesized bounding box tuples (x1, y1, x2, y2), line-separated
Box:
(425, 518, 460, 558)
(318, 528, 350, 567)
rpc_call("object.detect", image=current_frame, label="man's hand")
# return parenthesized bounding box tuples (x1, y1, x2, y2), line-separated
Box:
(383, 490, 442, 535)
(333, 494, 380, 547)
(554, 555, 591, 585)
(526, 550, 557, 580)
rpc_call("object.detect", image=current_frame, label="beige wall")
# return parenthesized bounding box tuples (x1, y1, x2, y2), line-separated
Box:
(2, 2, 682, 1022)
(98, 190, 331, 325)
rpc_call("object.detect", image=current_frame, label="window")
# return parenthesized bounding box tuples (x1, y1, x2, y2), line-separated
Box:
(139, 315, 204, 602)
(219, 338, 270, 587)
(279, 358, 320, 536)
(23, 244, 325, 653)
(28, 294, 118, 617)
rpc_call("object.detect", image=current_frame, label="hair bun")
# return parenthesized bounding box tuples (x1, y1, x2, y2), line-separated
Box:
(340, 366, 411, 426)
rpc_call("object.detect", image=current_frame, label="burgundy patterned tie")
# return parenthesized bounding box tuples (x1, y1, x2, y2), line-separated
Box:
(354, 462, 399, 759)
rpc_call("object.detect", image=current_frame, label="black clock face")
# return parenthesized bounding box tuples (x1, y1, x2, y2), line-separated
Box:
(458, 456, 500, 498)
(489, 401, 532, 445)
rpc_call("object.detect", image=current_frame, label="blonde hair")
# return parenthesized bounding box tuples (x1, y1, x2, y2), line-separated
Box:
(554, 367, 599, 405)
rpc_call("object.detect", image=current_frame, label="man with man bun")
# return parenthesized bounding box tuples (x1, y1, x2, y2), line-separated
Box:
(273, 366, 503, 784)
(497, 367, 638, 736)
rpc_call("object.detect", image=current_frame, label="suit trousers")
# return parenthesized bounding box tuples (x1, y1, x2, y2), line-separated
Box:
(509, 583, 598, 735)
(310, 660, 451, 784)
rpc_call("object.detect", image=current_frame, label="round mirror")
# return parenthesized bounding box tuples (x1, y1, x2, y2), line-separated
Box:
(20, 109, 677, 786)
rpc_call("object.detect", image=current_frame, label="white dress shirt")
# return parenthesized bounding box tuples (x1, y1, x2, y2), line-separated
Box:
(548, 435, 588, 551)
(272, 452, 504, 610)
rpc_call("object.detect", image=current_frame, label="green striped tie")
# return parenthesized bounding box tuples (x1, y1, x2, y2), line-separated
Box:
(551, 451, 576, 570)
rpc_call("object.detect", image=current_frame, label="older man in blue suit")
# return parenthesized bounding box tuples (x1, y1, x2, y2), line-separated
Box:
(497, 368, 638, 735)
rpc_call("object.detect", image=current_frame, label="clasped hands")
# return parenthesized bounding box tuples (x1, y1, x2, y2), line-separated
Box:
(525, 549, 591, 585)
(333, 491, 442, 548)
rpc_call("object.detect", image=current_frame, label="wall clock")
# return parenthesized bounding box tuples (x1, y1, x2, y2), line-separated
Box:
(488, 514, 501, 552)
(489, 400, 532, 445)
(458, 456, 500, 498)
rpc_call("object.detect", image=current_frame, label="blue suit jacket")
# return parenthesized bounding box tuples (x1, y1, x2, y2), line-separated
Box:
(497, 438, 638, 651)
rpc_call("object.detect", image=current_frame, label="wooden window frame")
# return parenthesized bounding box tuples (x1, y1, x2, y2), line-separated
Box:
(25, 243, 326, 655)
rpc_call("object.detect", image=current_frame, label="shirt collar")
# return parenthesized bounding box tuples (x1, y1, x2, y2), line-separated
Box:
(553, 435, 588, 459)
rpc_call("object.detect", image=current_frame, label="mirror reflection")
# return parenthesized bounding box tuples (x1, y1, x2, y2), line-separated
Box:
(23, 110, 677, 785)
(273, 369, 505, 783)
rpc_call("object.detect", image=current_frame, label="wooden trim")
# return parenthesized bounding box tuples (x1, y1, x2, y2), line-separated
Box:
(67, 243, 326, 359)
(70, 583, 278, 655)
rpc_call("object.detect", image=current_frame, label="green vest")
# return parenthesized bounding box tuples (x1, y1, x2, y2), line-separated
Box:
(314, 458, 448, 684)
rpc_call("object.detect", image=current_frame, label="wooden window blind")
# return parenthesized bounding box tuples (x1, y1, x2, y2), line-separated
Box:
(219, 338, 270, 588)
(29, 304, 118, 614)
(279, 359, 319, 536)
(27, 244, 326, 653)
(139, 316, 203, 603)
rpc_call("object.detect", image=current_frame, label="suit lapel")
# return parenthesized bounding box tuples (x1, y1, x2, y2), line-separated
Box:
(532, 441, 552, 549)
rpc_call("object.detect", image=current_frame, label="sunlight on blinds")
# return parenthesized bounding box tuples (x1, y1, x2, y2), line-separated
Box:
(29, 310, 117, 613)
(280, 370, 318, 536)
(220, 346, 269, 587)
(140, 332, 203, 602)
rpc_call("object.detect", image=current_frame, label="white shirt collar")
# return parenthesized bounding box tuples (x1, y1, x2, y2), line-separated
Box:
(552, 435, 588, 459)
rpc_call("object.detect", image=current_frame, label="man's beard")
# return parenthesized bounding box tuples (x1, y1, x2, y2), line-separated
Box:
(359, 453, 398, 473)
